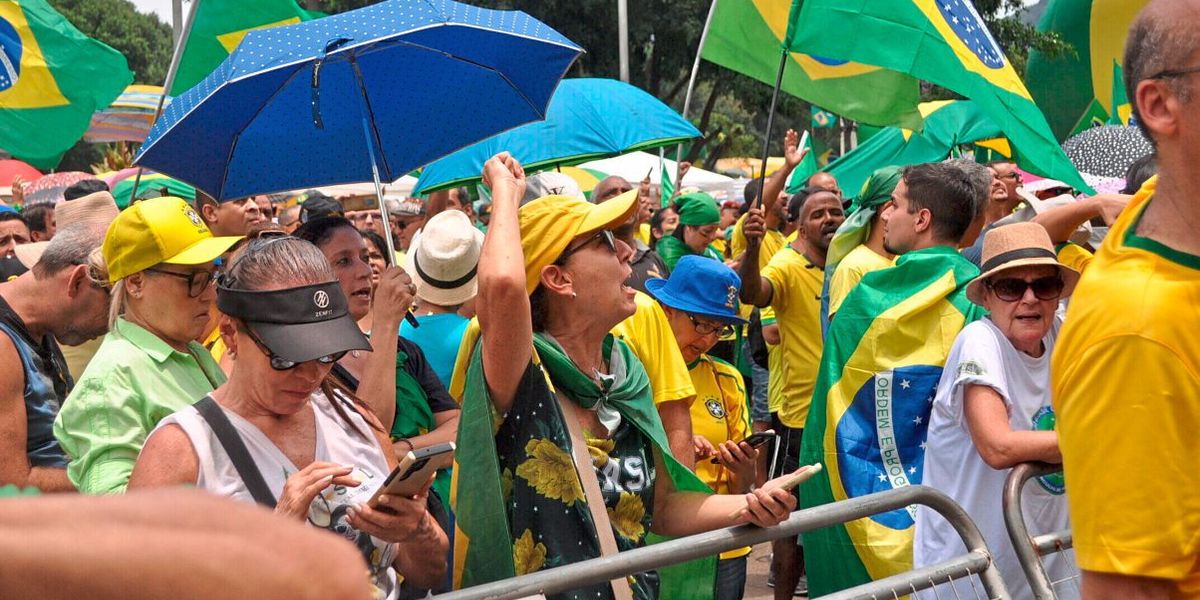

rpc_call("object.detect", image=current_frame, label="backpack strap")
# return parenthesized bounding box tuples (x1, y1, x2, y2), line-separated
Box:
(194, 396, 277, 508)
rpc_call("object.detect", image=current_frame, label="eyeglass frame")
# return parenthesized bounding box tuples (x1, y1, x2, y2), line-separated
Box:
(687, 313, 735, 338)
(985, 275, 1065, 302)
(1147, 64, 1200, 81)
(555, 229, 618, 265)
(145, 267, 219, 298)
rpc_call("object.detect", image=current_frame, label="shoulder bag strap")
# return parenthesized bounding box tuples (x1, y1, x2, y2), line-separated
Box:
(555, 391, 635, 600)
(194, 396, 278, 508)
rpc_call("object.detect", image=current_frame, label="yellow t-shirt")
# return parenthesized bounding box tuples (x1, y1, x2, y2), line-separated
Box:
(687, 354, 752, 560)
(636, 222, 652, 247)
(1052, 179, 1200, 592)
(828, 244, 893, 315)
(612, 291, 696, 406)
(1055, 242, 1094, 275)
(730, 213, 786, 270)
(760, 246, 824, 429)
(760, 307, 785, 415)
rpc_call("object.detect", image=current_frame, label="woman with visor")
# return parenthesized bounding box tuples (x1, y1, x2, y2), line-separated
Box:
(130, 237, 448, 599)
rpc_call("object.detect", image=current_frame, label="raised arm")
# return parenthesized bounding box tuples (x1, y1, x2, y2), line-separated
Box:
(760, 129, 808, 231)
(1032, 194, 1130, 244)
(737, 207, 774, 307)
(477, 153, 530, 414)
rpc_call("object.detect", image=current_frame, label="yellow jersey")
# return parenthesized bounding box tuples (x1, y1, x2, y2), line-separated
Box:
(828, 244, 893, 315)
(612, 291, 696, 406)
(1052, 178, 1200, 593)
(760, 307, 785, 415)
(730, 213, 786, 270)
(1055, 242, 1094, 275)
(761, 245, 824, 429)
(688, 354, 752, 559)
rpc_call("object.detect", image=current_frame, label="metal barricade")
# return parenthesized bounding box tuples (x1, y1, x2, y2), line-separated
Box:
(432, 485, 1010, 600)
(1002, 462, 1080, 600)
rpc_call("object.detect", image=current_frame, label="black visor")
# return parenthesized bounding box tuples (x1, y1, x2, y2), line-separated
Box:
(217, 280, 370, 363)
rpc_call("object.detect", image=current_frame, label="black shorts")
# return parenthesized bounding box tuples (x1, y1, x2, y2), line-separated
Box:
(768, 412, 803, 479)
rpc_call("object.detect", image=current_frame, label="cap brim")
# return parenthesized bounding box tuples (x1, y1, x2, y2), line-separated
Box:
(644, 278, 749, 325)
(575, 188, 639, 239)
(163, 235, 243, 265)
(247, 313, 371, 363)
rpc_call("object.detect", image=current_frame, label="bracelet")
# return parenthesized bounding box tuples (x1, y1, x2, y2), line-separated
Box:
(395, 438, 414, 455)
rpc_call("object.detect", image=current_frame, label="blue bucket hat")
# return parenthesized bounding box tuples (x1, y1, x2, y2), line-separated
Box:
(645, 255, 748, 324)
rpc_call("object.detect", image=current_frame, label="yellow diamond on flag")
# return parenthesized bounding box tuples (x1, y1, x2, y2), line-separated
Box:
(0, 2, 67, 109)
(215, 17, 303, 53)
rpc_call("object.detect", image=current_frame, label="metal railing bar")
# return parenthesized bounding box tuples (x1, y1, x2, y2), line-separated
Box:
(819, 552, 991, 600)
(1031, 531, 1072, 554)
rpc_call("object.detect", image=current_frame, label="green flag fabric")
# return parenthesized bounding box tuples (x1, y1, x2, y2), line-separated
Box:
(170, 0, 316, 95)
(0, 0, 131, 169)
(799, 247, 985, 596)
(788, 0, 1093, 194)
(701, 0, 922, 129)
(1026, 0, 1148, 140)
(1107, 60, 1131, 126)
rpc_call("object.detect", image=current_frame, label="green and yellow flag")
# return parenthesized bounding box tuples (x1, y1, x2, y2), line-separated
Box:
(0, 0, 131, 168)
(788, 0, 1093, 193)
(701, 0, 922, 129)
(1107, 61, 1131, 126)
(170, 0, 317, 95)
(799, 247, 984, 596)
(1026, 0, 1148, 140)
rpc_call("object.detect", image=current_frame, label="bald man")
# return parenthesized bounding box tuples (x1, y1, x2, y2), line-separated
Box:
(1052, 2, 1200, 599)
(806, 172, 841, 198)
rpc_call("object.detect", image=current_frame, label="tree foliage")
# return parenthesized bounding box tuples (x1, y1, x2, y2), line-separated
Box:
(49, 0, 173, 85)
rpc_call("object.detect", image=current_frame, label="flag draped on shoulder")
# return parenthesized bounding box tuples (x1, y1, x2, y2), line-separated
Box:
(0, 0, 131, 168)
(788, 0, 1093, 193)
(701, 0, 922, 129)
(170, 0, 317, 95)
(799, 247, 984, 596)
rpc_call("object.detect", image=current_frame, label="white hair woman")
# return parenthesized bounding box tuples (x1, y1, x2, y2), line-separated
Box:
(915, 222, 1081, 600)
(130, 237, 447, 598)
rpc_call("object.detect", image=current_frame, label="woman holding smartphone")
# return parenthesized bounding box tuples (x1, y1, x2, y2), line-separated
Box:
(129, 237, 447, 600)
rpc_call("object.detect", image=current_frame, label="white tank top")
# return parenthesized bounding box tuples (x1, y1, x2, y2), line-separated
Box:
(157, 390, 398, 599)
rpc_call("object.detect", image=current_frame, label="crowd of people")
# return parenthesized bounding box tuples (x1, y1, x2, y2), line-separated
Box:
(0, 2, 1196, 600)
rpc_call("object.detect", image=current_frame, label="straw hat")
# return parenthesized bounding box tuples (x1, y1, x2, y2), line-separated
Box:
(14, 191, 120, 268)
(404, 210, 484, 306)
(966, 222, 1080, 305)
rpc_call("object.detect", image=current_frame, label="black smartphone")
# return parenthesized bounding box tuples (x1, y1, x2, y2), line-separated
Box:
(709, 430, 776, 464)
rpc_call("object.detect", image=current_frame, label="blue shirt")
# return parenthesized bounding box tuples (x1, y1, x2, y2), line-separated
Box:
(400, 312, 469, 388)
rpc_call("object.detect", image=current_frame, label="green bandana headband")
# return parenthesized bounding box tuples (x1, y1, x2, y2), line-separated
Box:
(674, 192, 720, 226)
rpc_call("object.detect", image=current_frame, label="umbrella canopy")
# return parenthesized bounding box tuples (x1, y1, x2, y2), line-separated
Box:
(414, 78, 700, 193)
(578, 151, 733, 199)
(85, 85, 171, 143)
(22, 172, 98, 205)
(111, 173, 196, 209)
(0, 159, 41, 187)
(1061, 124, 1152, 178)
(135, 0, 581, 201)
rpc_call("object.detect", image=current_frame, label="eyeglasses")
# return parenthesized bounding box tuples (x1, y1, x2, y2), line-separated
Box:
(556, 229, 618, 264)
(1147, 64, 1200, 81)
(986, 276, 1064, 302)
(241, 325, 347, 371)
(147, 268, 218, 298)
(688, 313, 735, 338)
(996, 171, 1023, 183)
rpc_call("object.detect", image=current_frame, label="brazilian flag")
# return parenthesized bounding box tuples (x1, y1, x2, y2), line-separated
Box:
(1027, 0, 1148, 140)
(0, 0, 131, 168)
(787, 0, 1093, 193)
(799, 247, 985, 596)
(701, 0, 922, 129)
(170, 0, 318, 96)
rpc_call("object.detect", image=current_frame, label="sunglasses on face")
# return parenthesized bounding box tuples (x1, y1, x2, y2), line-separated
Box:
(147, 268, 219, 298)
(242, 326, 347, 371)
(688, 313, 735, 338)
(986, 276, 1064, 302)
(556, 229, 618, 264)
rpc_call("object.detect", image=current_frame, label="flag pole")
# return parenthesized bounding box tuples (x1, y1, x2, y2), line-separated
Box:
(676, 0, 719, 183)
(131, 0, 203, 201)
(752, 48, 789, 210)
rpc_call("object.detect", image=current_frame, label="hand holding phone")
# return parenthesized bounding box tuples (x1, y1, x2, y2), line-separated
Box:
(710, 430, 776, 464)
(367, 442, 454, 509)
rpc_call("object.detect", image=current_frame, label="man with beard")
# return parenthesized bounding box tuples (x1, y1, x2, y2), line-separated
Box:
(0, 227, 111, 491)
(737, 186, 845, 599)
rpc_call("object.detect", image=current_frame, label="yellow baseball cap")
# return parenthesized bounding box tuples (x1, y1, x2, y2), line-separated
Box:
(103, 196, 242, 283)
(518, 189, 638, 295)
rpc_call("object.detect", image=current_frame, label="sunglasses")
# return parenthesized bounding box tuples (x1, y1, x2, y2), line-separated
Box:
(556, 229, 618, 264)
(986, 276, 1064, 302)
(147, 268, 218, 298)
(242, 325, 347, 371)
(688, 313, 735, 338)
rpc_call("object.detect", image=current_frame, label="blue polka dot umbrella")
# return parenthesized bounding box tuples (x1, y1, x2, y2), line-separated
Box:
(133, 0, 581, 208)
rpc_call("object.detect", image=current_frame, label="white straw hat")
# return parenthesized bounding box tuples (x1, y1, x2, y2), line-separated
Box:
(966, 222, 1080, 305)
(404, 210, 484, 306)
